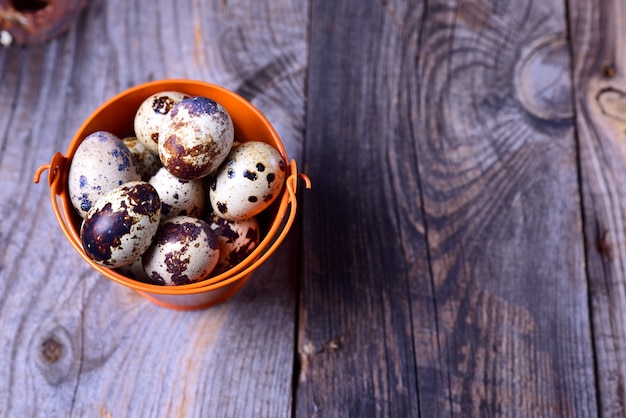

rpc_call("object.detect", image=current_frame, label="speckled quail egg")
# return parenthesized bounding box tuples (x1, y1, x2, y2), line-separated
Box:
(209, 141, 286, 221)
(204, 212, 260, 275)
(142, 216, 220, 285)
(68, 131, 141, 218)
(80, 181, 161, 268)
(158, 96, 234, 180)
(148, 167, 205, 219)
(134, 91, 189, 154)
(122, 136, 162, 180)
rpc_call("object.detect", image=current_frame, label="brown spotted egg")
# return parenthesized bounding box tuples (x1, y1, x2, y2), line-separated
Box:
(209, 141, 286, 221)
(68, 131, 141, 218)
(122, 136, 162, 180)
(142, 216, 220, 285)
(158, 96, 234, 180)
(205, 212, 260, 275)
(80, 181, 162, 268)
(134, 91, 189, 154)
(148, 167, 205, 219)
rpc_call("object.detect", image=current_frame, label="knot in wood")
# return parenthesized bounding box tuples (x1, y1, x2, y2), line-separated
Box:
(41, 336, 63, 363)
(602, 64, 616, 79)
(35, 325, 76, 385)
(595, 87, 626, 123)
(514, 35, 573, 122)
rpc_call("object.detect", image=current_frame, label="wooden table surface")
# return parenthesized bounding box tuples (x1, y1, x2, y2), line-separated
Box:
(2, 0, 626, 416)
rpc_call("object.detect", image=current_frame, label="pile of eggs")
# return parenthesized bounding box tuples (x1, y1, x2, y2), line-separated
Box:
(67, 91, 286, 286)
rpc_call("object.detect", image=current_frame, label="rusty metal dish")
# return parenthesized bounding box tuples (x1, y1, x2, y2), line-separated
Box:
(0, 0, 85, 46)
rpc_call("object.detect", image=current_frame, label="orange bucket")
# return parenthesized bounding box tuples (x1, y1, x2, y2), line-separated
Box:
(34, 79, 310, 310)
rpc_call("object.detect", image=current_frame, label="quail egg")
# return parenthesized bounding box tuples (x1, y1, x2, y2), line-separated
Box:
(205, 212, 260, 275)
(209, 141, 286, 221)
(68, 131, 141, 218)
(148, 167, 205, 219)
(80, 181, 161, 268)
(158, 96, 234, 180)
(134, 91, 189, 154)
(142, 216, 220, 285)
(122, 136, 162, 180)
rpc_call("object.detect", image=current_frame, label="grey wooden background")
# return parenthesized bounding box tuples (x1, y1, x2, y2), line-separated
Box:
(2, 0, 626, 416)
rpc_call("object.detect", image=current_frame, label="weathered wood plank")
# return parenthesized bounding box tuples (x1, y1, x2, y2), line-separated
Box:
(415, 1, 596, 415)
(297, 2, 424, 416)
(0, 0, 307, 416)
(298, 0, 598, 415)
(567, 0, 626, 415)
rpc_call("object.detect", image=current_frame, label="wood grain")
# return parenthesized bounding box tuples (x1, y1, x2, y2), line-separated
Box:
(568, 0, 626, 416)
(0, 0, 306, 416)
(415, 0, 596, 414)
(297, 1, 426, 416)
(298, 0, 597, 415)
(5, 0, 626, 415)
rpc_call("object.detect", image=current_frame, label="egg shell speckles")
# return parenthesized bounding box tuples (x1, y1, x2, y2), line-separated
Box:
(205, 212, 260, 275)
(123, 136, 162, 180)
(134, 91, 189, 154)
(209, 141, 286, 221)
(158, 96, 234, 180)
(80, 181, 162, 268)
(142, 216, 220, 286)
(68, 131, 141, 218)
(149, 167, 205, 220)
